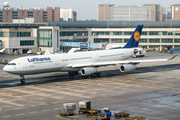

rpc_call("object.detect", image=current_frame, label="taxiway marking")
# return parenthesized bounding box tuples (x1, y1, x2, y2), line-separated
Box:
(2, 115, 11, 118)
(72, 81, 180, 92)
(42, 109, 50, 112)
(15, 113, 24, 116)
(29, 111, 37, 114)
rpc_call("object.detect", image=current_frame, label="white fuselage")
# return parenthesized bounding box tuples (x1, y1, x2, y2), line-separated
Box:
(3, 48, 134, 75)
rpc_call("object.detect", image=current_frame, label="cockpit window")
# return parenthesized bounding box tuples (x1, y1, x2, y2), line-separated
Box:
(7, 63, 16, 65)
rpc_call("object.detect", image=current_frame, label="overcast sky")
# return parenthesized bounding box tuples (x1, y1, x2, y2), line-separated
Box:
(2, 0, 179, 20)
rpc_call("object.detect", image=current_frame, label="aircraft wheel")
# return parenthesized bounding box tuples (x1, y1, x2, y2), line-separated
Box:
(21, 79, 25, 83)
(97, 72, 101, 77)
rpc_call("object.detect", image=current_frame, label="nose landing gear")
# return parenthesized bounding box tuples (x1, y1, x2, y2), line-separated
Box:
(20, 75, 26, 83)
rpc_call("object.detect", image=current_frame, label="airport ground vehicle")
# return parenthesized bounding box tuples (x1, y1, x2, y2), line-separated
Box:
(159, 47, 168, 53)
(114, 111, 129, 117)
(79, 100, 100, 114)
(86, 116, 97, 120)
(100, 108, 111, 120)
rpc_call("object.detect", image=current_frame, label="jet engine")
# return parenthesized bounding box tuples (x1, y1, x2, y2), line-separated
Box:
(80, 67, 98, 76)
(120, 64, 136, 72)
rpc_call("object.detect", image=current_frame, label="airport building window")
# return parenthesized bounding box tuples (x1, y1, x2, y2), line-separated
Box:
(141, 32, 147, 35)
(171, 31, 180, 35)
(94, 38, 109, 43)
(17, 32, 31, 37)
(112, 31, 122, 35)
(163, 31, 167, 35)
(72, 39, 87, 42)
(149, 31, 159, 35)
(161, 39, 173, 43)
(61, 31, 88, 36)
(124, 32, 133, 35)
(124, 39, 129, 43)
(37, 29, 52, 47)
(174, 39, 180, 43)
(149, 39, 160, 43)
(20, 40, 34, 46)
(167, 32, 173, 35)
(139, 39, 147, 43)
(111, 39, 122, 43)
(13, 48, 18, 52)
(0, 32, 3, 37)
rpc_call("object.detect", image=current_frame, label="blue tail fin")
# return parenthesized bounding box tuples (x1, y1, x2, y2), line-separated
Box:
(123, 25, 143, 48)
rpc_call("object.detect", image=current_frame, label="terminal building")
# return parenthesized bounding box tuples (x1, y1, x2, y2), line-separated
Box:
(1, 21, 180, 54)
(98, 4, 180, 21)
(0, 2, 77, 23)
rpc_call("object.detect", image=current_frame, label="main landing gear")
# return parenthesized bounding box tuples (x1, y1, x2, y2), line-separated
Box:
(68, 71, 79, 76)
(90, 72, 101, 78)
(20, 75, 26, 83)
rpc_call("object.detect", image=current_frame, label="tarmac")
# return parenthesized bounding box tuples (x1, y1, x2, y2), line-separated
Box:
(0, 52, 180, 120)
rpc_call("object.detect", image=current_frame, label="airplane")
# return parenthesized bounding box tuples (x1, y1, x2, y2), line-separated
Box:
(3, 25, 177, 83)
(0, 48, 5, 53)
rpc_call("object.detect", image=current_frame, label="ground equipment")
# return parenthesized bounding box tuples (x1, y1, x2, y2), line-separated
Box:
(79, 100, 101, 114)
(100, 108, 111, 120)
(114, 110, 129, 117)
(59, 103, 76, 116)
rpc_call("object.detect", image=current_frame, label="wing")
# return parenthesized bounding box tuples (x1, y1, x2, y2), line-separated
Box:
(69, 55, 177, 68)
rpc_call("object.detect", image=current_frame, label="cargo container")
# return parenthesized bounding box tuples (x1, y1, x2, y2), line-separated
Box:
(59, 103, 76, 116)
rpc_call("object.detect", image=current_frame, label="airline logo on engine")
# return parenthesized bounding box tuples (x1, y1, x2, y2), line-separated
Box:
(134, 31, 140, 41)
(27, 57, 51, 62)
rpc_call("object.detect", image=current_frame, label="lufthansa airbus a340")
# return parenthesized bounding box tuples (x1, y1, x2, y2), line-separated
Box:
(3, 25, 177, 83)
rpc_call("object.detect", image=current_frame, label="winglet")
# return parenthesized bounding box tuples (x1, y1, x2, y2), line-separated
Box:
(168, 54, 177, 60)
(44, 49, 51, 55)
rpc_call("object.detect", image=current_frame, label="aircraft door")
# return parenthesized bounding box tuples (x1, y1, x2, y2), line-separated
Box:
(54, 57, 59, 65)
(22, 59, 28, 68)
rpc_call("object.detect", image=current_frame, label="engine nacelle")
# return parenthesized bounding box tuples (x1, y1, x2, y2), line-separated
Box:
(120, 64, 136, 72)
(80, 67, 98, 76)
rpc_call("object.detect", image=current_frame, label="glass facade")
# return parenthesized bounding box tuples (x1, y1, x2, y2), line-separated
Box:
(111, 39, 122, 43)
(111, 6, 150, 21)
(140, 39, 147, 43)
(20, 40, 34, 46)
(60, 39, 87, 42)
(149, 39, 160, 43)
(37, 29, 52, 47)
(162, 7, 172, 21)
(92, 31, 180, 36)
(17, 32, 31, 37)
(61, 31, 88, 36)
(94, 38, 109, 43)
(0, 32, 3, 37)
(174, 39, 180, 43)
(162, 39, 173, 43)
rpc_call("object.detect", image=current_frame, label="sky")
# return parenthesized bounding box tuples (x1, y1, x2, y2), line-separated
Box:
(2, 0, 179, 20)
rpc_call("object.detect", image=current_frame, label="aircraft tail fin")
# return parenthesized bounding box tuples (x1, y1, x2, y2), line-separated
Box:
(44, 49, 51, 55)
(123, 25, 143, 48)
(0, 48, 5, 53)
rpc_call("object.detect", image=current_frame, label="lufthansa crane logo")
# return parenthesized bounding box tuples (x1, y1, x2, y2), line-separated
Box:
(134, 31, 140, 41)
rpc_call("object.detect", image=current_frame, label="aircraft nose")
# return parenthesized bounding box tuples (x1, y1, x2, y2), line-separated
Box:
(3, 65, 8, 71)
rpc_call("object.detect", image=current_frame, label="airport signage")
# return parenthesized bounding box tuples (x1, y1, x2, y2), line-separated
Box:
(80, 43, 88, 48)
